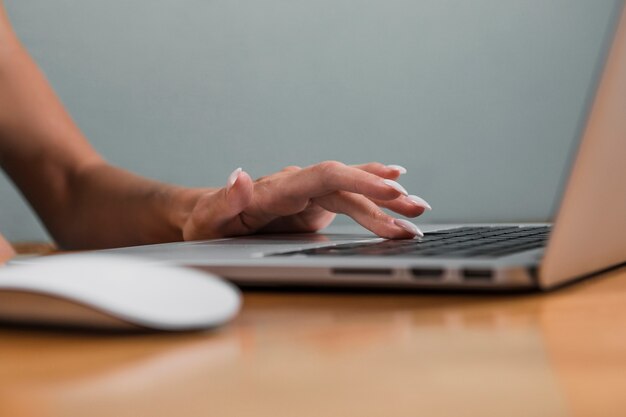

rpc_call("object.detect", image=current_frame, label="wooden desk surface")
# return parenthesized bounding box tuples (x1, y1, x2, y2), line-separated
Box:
(2, 254, 626, 417)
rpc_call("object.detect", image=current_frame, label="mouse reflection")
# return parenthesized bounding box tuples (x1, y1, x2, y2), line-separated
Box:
(0, 328, 247, 417)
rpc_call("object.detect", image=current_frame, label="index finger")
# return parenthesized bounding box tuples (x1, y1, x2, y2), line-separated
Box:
(286, 161, 409, 201)
(352, 162, 406, 179)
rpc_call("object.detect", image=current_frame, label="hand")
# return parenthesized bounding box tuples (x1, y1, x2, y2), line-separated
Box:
(180, 161, 431, 241)
(0, 233, 15, 265)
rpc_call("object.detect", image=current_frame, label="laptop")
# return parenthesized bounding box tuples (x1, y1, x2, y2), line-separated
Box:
(104, 1, 626, 291)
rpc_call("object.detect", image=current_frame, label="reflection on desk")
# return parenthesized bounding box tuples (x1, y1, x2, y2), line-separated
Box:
(1, 263, 626, 417)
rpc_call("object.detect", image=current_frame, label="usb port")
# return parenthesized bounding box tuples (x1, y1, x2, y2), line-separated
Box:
(411, 267, 444, 279)
(462, 269, 493, 282)
(332, 268, 393, 276)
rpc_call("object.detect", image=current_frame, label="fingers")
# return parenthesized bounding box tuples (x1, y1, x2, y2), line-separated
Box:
(352, 162, 431, 217)
(250, 161, 429, 233)
(182, 168, 254, 240)
(314, 191, 423, 239)
(371, 194, 432, 217)
(182, 162, 429, 241)
(284, 161, 408, 202)
(353, 162, 407, 179)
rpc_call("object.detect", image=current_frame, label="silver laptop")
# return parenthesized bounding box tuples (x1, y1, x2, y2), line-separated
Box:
(105, 1, 626, 291)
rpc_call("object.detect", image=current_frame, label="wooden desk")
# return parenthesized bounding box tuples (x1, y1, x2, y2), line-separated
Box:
(2, 250, 626, 417)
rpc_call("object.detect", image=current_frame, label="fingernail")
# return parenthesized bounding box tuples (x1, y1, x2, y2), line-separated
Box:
(226, 167, 242, 192)
(393, 219, 424, 237)
(408, 195, 432, 211)
(387, 164, 407, 175)
(382, 179, 408, 196)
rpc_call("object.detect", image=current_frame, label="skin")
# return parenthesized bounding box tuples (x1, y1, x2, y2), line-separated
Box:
(0, 2, 427, 264)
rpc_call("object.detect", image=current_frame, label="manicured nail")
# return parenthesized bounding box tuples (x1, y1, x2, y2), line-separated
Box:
(387, 164, 407, 175)
(393, 219, 424, 237)
(408, 195, 432, 211)
(226, 167, 242, 192)
(382, 179, 408, 196)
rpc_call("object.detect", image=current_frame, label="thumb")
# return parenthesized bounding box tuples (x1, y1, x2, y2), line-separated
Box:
(183, 168, 254, 240)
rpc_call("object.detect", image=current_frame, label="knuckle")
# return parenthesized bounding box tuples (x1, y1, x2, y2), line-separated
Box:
(314, 161, 344, 186)
(372, 162, 387, 172)
(351, 177, 364, 195)
(317, 160, 344, 173)
(364, 162, 384, 171)
(367, 207, 385, 221)
(282, 165, 302, 172)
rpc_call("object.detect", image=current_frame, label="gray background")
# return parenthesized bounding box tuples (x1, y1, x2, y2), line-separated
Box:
(0, 0, 618, 241)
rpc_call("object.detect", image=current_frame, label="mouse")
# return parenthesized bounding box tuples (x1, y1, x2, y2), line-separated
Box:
(0, 254, 241, 331)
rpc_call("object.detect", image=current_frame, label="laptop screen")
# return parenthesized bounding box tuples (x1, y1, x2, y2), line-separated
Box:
(548, 0, 625, 221)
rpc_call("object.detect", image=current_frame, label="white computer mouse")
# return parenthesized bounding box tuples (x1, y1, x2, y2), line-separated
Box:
(0, 254, 241, 331)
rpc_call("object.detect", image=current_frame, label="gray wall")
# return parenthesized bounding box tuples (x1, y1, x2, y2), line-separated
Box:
(0, 0, 617, 241)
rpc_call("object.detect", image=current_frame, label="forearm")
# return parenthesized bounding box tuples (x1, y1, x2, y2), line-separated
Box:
(0, 7, 98, 168)
(0, 6, 206, 249)
(0, 3, 101, 231)
(53, 163, 207, 249)
(5, 141, 207, 249)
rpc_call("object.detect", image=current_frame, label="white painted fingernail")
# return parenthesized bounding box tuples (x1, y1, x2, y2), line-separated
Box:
(387, 164, 407, 174)
(382, 179, 408, 196)
(393, 219, 424, 237)
(408, 195, 432, 211)
(226, 167, 242, 192)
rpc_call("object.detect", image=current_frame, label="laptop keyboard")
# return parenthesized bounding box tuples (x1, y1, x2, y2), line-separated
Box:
(270, 226, 550, 258)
